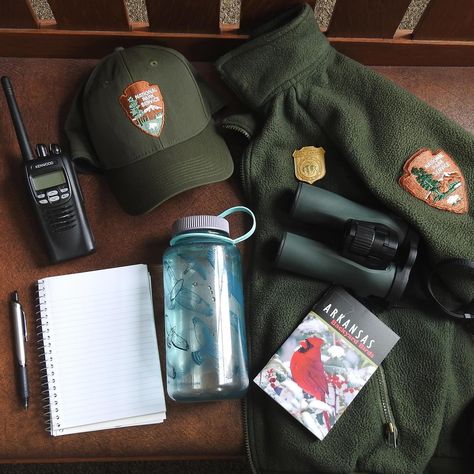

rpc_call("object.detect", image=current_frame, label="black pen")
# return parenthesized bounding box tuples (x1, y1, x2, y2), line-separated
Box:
(10, 291, 29, 409)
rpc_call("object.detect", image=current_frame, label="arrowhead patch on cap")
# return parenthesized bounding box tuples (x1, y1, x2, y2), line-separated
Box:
(119, 80, 165, 137)
(399, 148, 468, 214)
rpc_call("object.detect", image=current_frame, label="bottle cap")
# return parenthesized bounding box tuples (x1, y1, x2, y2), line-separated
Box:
(172, 215, 230, 236)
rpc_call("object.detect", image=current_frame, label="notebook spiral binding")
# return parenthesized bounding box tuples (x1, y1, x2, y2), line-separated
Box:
(36, 280, 61, 433)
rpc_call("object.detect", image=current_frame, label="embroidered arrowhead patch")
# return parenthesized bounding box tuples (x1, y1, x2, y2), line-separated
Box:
(399, 148, 468, 214)
(119, 80, 165, 137)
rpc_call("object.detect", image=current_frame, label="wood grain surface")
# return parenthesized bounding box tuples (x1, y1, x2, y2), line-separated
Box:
(0, 0, 39, 29)
(413, 0, 474, 40)
(48, 0, 131, 31)
(0, 59, 472, 459)
(0, 57, 245, 462)
(239, 0, 316, 31)
(146, 0, 221, 33)
(327, 0, 412, 38)
(0, 27, 472, 66)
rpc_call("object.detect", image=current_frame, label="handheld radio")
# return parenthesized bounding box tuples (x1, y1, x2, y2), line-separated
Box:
(1, 76, 95, 263)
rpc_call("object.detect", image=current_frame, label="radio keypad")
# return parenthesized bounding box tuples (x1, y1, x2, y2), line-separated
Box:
(37, 185, 70, 205)
(60, 186, 70, 200)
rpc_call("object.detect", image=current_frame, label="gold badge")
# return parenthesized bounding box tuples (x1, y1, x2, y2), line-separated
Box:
(293, 146, 326, 184)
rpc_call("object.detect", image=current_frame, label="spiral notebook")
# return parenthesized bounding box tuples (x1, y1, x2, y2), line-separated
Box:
(36, 264, 166, 436)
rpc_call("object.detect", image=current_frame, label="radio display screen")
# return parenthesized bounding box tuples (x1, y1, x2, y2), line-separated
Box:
(32, 170, 66, 191)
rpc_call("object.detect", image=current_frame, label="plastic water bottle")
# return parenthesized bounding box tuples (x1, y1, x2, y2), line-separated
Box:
(163, 206, 255, 402)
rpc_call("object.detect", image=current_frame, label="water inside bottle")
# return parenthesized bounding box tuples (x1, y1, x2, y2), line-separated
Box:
(163, 242, 249, 401)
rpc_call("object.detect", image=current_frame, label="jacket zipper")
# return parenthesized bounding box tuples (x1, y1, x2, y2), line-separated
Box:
(242, 397, 258, 474)
(229, 114, 398, 461)
(241, 220, 257, 474)
(226, 120, 256, 471)
(221, 123, 251, 140)
(376, 365, 399, 448)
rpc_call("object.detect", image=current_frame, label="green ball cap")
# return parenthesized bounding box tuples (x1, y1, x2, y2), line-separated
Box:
(65, 45, 234, 215)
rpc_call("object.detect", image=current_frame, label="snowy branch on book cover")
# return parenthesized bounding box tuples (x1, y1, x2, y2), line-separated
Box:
(254, 287, 399, 440)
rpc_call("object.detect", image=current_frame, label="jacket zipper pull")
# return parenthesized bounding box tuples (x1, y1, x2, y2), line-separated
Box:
(220, 113, 257, 140)
(384, 422, 398, 448)
(376, 366, 399, 448)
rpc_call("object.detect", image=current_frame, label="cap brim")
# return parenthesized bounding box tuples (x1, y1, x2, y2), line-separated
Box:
(106, 121, 234, 215)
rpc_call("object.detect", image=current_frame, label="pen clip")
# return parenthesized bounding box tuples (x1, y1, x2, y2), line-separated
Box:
(22, 308, 28, 342)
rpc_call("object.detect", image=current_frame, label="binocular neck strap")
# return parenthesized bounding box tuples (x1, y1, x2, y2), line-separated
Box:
(427, 258, 474, 320)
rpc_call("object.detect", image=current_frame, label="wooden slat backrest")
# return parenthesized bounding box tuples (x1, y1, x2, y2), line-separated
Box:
(146, 0, 220, 33)
(48, 0, 131, 31)
(0, 0, 39, 29)
(326, 0, 412, 38)
(240, 0, 316, 31)
(413, 0, 474, 41)
(0, 0, 472, 66)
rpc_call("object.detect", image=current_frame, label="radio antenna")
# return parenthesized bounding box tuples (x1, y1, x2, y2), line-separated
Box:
(1, 76, 35, 162)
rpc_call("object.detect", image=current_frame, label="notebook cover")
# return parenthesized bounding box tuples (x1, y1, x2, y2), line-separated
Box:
(254, 286, 400, 440)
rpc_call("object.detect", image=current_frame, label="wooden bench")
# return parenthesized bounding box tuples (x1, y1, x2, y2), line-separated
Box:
(0, 0, 472, 464)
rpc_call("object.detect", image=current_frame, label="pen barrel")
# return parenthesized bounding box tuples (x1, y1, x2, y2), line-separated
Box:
(11, 301, 26, 364)
(17, 364, 29, 407)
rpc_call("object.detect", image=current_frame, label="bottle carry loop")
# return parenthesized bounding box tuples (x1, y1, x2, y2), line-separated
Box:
(170, 206, 256, 246)
(218, 206, 256, 244)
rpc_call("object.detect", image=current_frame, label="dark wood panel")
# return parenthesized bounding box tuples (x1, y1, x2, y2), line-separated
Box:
(48, 0, 131, 31)
(0, 27, 246, 61)
(0, 0, 39, 29)
(240, 0, 316, 31)
(330, 33, 474, 66)
(413, 0, 474, 40)
(146, 0, 220, 33)
(327, 0, 412, 38)
(0, 27, 473, 66)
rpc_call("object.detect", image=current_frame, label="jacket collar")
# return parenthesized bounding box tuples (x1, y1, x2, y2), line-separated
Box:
(215, 4, 332, 109)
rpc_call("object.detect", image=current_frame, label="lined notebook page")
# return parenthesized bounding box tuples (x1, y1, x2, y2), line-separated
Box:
(37, 264, 166, 436)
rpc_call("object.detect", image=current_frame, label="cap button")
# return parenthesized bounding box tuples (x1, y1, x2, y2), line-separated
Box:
(115, 46, 125, 52)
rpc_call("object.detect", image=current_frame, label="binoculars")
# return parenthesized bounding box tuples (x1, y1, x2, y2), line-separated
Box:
(275, 183, 419, 302)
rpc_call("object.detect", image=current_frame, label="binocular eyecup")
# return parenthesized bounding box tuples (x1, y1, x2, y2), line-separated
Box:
(275, 183, 419, 302)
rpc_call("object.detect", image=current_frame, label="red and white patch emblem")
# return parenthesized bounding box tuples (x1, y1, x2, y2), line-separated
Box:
(399, 148, 468, 214)
(119, 80, 165, 137)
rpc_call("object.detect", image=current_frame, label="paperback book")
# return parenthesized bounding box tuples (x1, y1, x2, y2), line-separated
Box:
(254, 286, 400, 440)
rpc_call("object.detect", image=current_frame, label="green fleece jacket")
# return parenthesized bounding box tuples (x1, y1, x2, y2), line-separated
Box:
(216, 5, 474, 474)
